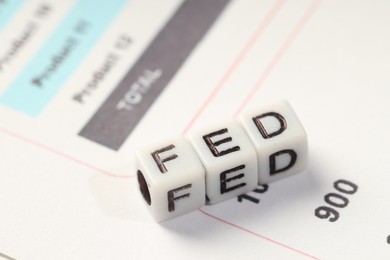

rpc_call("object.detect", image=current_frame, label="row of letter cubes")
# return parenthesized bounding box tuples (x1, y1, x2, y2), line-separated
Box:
(136, 100, 308, 222)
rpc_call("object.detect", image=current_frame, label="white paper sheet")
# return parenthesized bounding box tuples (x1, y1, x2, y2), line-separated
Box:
(1, 0, 390, 259)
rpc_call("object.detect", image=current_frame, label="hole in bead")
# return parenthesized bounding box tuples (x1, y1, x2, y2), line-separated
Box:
(137, 170, 151, 205)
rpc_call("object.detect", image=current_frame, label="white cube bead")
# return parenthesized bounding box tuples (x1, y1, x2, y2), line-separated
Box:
(187, 120, 258, 204)
(136, 135, 206, 222)
(238, 100, 308, 184)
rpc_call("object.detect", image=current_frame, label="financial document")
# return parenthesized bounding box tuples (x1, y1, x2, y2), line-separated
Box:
(1, 0, 390, 259)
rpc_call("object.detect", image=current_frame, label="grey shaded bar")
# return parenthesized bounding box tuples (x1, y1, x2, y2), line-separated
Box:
(79, 0, 231, 150)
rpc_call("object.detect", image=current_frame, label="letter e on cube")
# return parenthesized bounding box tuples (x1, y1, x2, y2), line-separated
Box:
(187, 120, 258, 204)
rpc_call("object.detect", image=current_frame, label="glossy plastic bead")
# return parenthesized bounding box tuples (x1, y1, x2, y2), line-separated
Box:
(187, 120, 258, 204)
(136, 135, 206, 222)
(238, 100, 308, 184)
(136, 100, 308, 222)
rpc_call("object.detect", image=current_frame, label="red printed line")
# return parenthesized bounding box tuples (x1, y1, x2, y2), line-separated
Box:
(182, 0, 287, 134)
(0, 0, 286, 180)
(198, 209, 320, 259)
(234, 0, 322, 117)
(0, 127, 132, 179)
(193, 0, 322, 258)
(0, 0, 322, 257)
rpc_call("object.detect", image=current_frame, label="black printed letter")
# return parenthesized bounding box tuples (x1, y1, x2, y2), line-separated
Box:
(253, 112, 287, 139)
(269, 149, 297, 175)
(151, 144, 178, 173)
(220, 165, 246, 194)
(203, 128, 240, 157)
(167, 184, 192, 212)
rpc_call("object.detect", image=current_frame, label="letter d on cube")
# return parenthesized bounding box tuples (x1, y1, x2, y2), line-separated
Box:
(238, 100, 308, 184)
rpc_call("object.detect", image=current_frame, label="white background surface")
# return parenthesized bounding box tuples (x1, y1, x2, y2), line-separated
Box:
(1, 0, 390, 259)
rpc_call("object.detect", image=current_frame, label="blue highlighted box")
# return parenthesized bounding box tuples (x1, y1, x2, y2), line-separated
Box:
(0, 0, 25, 31)
(0, 0, 127, 116)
